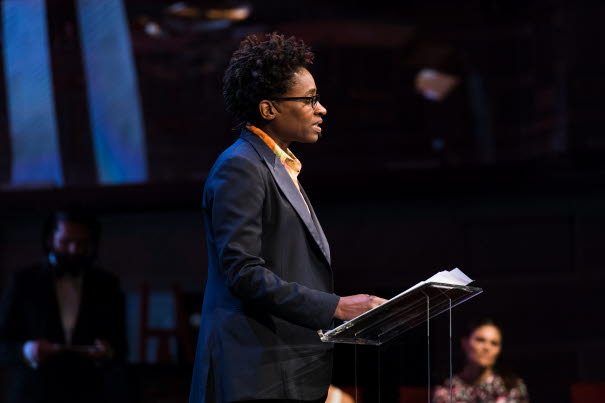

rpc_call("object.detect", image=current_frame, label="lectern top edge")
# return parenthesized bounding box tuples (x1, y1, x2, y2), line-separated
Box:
(319, 282, 483, 345)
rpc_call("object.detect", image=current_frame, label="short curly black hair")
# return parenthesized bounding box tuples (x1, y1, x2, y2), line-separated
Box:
(223, 32, 314, 125)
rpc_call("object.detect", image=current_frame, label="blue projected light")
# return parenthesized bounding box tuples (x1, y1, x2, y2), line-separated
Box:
(77, 0, 148, 184)
(2, 0, 64, 186)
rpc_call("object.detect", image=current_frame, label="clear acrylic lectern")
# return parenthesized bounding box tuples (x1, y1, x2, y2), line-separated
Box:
(319, 281, 483, 403)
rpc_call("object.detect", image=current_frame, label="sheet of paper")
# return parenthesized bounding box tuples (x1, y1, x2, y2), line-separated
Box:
(425, 267, 473, 286)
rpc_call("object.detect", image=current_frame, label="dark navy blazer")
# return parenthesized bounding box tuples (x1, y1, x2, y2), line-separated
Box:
(188, 129, 340, 403)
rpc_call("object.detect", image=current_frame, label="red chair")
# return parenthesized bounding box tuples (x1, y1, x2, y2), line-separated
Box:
(399, 386, 429, 403)
(139, 283, 195, 364)
(571, 382, 605, 403)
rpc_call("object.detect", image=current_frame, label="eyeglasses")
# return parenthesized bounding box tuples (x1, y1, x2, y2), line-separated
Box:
(269, 94, 320, 109)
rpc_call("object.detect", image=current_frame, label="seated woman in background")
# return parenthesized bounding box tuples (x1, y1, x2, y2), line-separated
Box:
(432, 318, 529, 403)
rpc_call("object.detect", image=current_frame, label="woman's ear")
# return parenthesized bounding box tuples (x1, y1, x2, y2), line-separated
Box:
(259, 100, 278, 121)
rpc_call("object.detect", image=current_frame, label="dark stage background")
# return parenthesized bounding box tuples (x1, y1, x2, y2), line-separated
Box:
(1, 1, 604, 402)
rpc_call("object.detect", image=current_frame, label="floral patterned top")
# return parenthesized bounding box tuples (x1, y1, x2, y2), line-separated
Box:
(432, 374, 529, 403)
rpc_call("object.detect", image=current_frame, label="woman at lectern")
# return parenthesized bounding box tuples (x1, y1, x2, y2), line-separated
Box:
(432, 318, 529, 403)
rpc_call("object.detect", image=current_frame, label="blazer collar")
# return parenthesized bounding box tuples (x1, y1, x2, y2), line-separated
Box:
(241, 129, 331, 265)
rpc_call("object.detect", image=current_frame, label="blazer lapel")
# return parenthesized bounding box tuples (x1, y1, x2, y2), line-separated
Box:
(300, 184, 331, 263)
(242, 130, 331, 265)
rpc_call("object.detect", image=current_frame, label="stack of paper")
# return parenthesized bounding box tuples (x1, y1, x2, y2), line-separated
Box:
(390, 268, 474, 300)
(425, 268, 473, 286)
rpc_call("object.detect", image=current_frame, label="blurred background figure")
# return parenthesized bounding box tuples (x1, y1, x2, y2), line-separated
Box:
(326, 385, 355, 403)
(0, 209, 127, 403)
(432, 318, 529, 403)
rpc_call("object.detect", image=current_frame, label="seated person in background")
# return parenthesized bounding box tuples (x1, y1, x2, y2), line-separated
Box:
(432, 318, 529, 403)
(0, 209, 127, 403)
